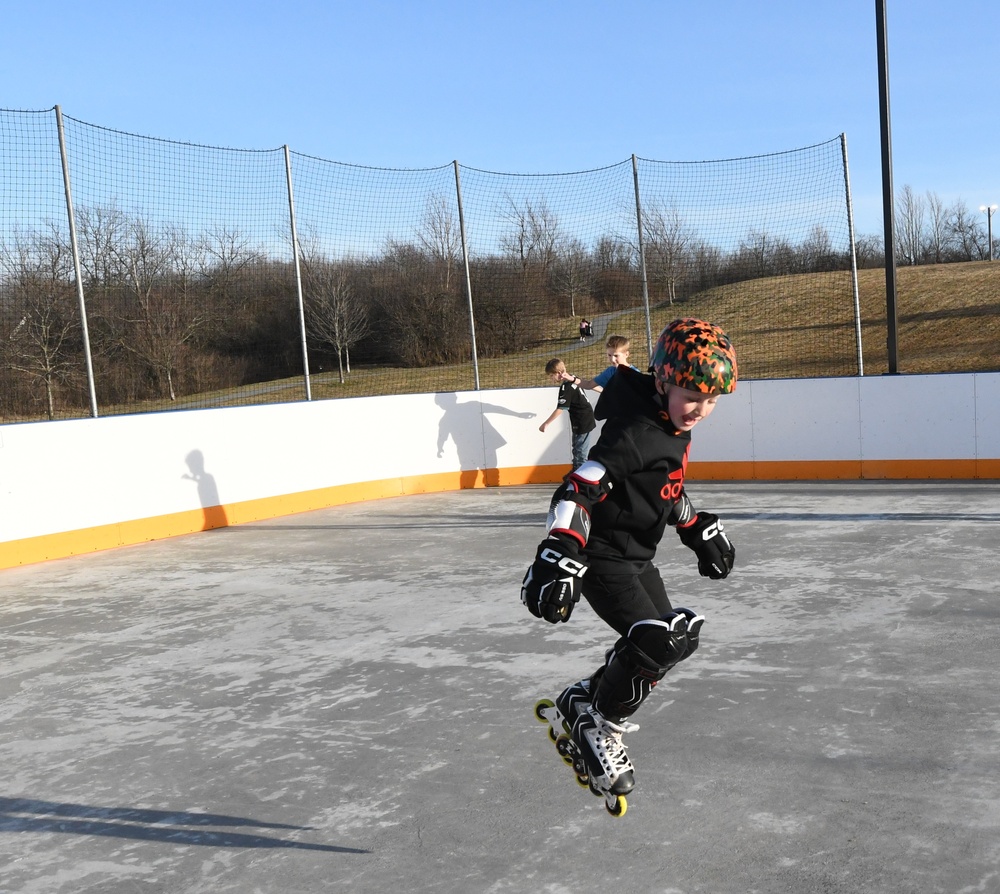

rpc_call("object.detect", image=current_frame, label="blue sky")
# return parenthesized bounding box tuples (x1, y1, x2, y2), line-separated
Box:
(4, 0, 998, 236)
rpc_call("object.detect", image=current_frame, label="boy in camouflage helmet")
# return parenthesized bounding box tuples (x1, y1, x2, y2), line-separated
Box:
(522, 318, 737, 814)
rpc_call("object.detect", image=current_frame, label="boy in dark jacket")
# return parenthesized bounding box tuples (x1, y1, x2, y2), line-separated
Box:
(521, 319, 737, 815)
(539, 357, 597, 470)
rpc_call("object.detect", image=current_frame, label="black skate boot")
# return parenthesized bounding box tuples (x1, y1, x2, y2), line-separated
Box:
(571, 704, 638, 815)
(534, 680, 634, 817)
(535, 678, 591, 740)
(555, 678, 591, 728)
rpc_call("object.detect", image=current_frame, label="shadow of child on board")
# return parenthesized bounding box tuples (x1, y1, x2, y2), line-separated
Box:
(435, 393, 535, 488)
(183, 449, 229, 530)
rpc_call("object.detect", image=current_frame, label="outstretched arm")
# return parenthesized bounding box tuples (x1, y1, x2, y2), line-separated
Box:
(539, 407, 562, 432)
(559, 370, 602, 392)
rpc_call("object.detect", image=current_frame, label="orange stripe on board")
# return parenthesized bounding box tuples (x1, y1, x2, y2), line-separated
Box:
(976, 458, 1000, 478)
(0, 473, 465, 570)
(693, 460, 864, 480)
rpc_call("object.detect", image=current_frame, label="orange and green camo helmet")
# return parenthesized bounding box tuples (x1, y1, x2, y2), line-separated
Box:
(651, 318, 737, 395)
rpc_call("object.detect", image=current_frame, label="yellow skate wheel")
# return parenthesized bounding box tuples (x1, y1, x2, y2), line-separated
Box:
(606, 795, 628, 818)
(534, 699, 555, 723)
(574, 773, 589, 788)
(555, 735, 575, 766)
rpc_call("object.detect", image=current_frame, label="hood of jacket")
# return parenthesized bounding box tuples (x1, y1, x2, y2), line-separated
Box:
(594, 365, 682, 435)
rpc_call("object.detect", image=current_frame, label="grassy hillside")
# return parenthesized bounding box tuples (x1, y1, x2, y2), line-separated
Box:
(89, 260, 1000, 414)
(472, 260, 997, 389)
(858, 261, 1000, 375)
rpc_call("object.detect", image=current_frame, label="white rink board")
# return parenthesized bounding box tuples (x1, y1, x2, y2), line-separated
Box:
(746, 378, 862, 463)
(859, 375, 977, 460)
(1, 373, 998, 546)
(975, 374, 1000, 454)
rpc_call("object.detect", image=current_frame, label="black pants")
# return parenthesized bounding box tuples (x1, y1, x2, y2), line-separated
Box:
(582, 562, 674, 638)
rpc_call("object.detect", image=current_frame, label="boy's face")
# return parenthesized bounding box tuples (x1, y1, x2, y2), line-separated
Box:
(548, 365, 566, 384)
(658, 382, 720, 431)
(607, 348, 629, 367)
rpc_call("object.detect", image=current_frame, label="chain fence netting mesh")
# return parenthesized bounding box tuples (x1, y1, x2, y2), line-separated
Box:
(2, 107, 870, 423)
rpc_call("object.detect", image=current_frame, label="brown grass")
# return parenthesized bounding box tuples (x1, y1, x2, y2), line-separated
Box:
(532, 261, 1000, 383)
(22, 260, 998, 421)
(252, 261, 1000, 402)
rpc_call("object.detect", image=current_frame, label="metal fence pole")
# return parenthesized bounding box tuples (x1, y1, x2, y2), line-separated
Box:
(840, 133, 864, 376)
(284, 145, 312, 401)
(453, 161, 480, 390)
(876, 0, 900, 374)
(631, 155, 653, 361)
(55, 106, 99, 418)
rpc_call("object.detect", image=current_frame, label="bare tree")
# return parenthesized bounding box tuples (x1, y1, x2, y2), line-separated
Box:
(687, 240, 726, 289)
(737, 230, 775, 278)
(550, 236, 592, 317)
(896, 185, 925, 265)
(800, 225, 837, 272)
(494, 196, 564, 350)
(594, 235, 634, 271)
(113, 217, 210, 401)
(302, 256, 371, 383)
(1, 227, 82, 419)
(499, 196, 561, 278)
(642, 204, 692, 304)
(924, 191, 950, 264)
(854, 233, 884, 269)
(372, 237, 475, 365)
(948, 201, 989, 261)
(196, 226, 266, 341)
(417, 194, 462, 292)
(74, 203, 128, 294)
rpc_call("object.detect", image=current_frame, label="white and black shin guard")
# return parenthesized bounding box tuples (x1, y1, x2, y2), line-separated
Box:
(591, 613, 693, 721)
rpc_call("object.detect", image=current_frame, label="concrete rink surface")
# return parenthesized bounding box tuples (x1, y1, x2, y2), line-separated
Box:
(1, 480, 999, 894)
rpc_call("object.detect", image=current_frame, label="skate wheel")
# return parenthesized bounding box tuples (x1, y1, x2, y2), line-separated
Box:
(547, 726, 558, 743)
(588, 780, 603, 799)
(534, 699, 555, 723)
(574, 773, 589, 788)
(606, 795, 628, 818)
(555, 735, 575, 766)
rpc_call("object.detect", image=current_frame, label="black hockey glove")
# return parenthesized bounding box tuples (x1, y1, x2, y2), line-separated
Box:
(677, 512, 735, 580)
(520, 538, 588, 624)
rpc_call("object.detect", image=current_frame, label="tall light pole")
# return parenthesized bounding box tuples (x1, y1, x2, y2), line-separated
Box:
(876, 0, 899, 373)
(980, 204, 998, 262)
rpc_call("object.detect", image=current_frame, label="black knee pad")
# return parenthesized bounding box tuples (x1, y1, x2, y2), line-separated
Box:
(591, 613, 690, 720)
(624, 614, 692, 669)
(672, 607, 706, 661)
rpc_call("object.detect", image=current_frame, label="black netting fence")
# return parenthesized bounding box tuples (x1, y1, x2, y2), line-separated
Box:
(2, 106, 869, 424)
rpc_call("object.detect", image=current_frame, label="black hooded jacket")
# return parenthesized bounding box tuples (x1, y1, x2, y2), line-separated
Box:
(583, 366, 692, 571)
